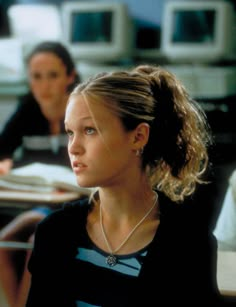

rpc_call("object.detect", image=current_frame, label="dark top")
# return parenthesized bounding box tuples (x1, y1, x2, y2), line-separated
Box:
(0, 92, 69, 167)
(26, 191, 223, 306)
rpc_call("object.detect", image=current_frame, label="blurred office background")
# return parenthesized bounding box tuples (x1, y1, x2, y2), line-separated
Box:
(0, 0, 235, 227)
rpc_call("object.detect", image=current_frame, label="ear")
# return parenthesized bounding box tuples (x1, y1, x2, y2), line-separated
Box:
(67, 69, 77, 87)
(132, 123, 150, 150)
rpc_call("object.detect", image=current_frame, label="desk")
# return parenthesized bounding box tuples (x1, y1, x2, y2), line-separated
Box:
(0, 189, 90, 224)
(0, 189, 91, 253)
(217, 250, 236, 297)
(0, 163, 93, 220)
(0, 241, 33, 250)
(0, 190, 82, 209)
(0, 190, 84, 217)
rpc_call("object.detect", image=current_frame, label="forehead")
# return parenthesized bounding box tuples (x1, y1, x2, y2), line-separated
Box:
(65, 94, 118, 125)
(66, 95, 89, 117)
(28, 52, 65, 70)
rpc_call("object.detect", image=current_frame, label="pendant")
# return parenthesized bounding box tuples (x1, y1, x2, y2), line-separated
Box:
(106, 254, 117, 266)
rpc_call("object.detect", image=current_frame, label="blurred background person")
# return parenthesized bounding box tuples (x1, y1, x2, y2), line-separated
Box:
(0, 40, 80, 175)
(0, 40, 80, 307)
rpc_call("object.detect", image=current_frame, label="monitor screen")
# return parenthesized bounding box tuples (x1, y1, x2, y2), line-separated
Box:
(61, 2, 134, 63)
(172, 10, 215, 44)
(161, 1, 235, 64)
(71, 11, 112, 44)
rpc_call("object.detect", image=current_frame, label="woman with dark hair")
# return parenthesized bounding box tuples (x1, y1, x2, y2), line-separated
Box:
(0, 40, 79, 307)
(0, 40, 80, 173)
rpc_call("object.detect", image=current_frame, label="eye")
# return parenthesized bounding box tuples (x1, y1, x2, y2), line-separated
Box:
(66, 129, 73, 137)
(49, 71, 59, 79)
(85, 127, 96, 135)
(31, 73, 41, 80)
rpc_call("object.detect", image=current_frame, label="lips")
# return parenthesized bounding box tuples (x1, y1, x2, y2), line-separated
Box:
(40, 94, 52, 100)
(72, 161, 87, 173)
(72, 161, 85, 168)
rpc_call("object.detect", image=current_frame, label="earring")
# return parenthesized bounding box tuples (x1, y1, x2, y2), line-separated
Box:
(136, 148, 144, 157)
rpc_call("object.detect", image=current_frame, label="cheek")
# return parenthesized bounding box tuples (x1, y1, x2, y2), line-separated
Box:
(51, 80, 64, 92)
(30, 85, 42, 99)
(30, 81, 38, 91)
(91, 142, 109, 160)
(109, 134, 131, 156)
(96, 137, 131, 167)
(57, 78, 70, 91)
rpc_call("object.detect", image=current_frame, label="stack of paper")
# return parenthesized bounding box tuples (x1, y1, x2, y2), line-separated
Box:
(0, 162, 92, 196)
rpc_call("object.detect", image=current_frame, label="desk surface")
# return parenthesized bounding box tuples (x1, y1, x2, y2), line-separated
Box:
(0, 190, 88, 251)
(0, 190, 83, 209)
(0, 190, 81, 203)
(217, 250, 236, 297)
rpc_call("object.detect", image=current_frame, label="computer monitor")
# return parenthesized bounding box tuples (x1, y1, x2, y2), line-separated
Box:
(161, 1, 236, 64)
(61, 1, 134, 64)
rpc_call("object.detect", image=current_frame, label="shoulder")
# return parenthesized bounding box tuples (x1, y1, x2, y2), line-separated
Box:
(159, 186, 214, 225)
(37, 197, 91, 233)
(11, 94, 38, 119)
(19, 92, 36, 104)
(17, 92, 41, 113)
(158, 191, 195, 223)
(32, 197, 91, 255)
(152, 191, 218, 274)
(158, 190, 215, 245)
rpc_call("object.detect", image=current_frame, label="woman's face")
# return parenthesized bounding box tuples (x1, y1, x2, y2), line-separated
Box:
(28, 52, 74, 109)
(65, 95, 138, 188)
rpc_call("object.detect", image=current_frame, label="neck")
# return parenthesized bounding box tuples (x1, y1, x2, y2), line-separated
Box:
(41, 95, 68, 121)
(99, 191, 159, 266)
(98, 187, 155, 217)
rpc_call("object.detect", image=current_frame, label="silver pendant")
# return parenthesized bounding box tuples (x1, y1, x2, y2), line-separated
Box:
(106, 254, 117, 266)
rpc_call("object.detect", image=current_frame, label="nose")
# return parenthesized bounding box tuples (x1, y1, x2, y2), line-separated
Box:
(41, 77, 52, 90)
(68, 136, 84, 156)
(34, 76, 52, 92)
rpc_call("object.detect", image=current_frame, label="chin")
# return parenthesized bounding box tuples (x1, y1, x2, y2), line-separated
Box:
(76, 179, 95, 189)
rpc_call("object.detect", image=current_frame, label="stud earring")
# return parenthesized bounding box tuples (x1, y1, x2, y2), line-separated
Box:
(136, 148, 144, 157)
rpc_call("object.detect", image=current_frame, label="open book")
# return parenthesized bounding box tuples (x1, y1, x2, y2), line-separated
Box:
(0, 162, 92, 196)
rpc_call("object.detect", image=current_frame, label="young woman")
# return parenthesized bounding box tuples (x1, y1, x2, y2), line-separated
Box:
(26, 65, 222, 306)
(0, 41, 79, 307)
(0, 40, 79, 174)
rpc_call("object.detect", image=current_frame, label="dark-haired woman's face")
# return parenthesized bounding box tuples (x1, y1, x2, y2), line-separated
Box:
(28, 52, 75, 110)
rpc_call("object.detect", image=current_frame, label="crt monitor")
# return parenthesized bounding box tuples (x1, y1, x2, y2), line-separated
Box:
(61, 1, 134, 63)
(161, 1, 236, 64)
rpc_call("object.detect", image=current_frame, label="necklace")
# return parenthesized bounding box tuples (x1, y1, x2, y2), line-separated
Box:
(100, 192, 158, 266)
